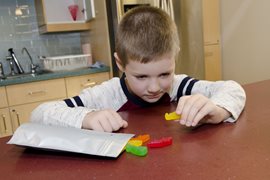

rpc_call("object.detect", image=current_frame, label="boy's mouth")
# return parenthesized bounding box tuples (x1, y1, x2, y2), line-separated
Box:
(145, 93, 162, 100)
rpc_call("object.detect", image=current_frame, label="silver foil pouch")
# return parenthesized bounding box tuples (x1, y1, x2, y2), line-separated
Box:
(8, 122, 134, 158)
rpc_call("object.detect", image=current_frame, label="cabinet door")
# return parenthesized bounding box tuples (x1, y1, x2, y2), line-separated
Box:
(10, 97, 64, 131)
(6, 79, 66, 106)
(0, 87, 8, 108)
(204, 44, 222, 81)
(9, 102, 44, 131)
(202, 0, 220, 45)
(0, 108, 13, 137)
(34, 0, 94, 33)
(43, 0, 92, 23)
(65, 72, 110, 97)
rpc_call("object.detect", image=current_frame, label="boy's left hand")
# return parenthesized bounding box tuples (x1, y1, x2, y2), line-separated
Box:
(176, 94, 231, 127)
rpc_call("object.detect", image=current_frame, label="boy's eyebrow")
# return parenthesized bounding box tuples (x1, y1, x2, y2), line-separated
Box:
(133, 73, 148, 77)
(160, 70, 173, 74)
(160, 69, 174, 74)
(133, 70, 173, 76)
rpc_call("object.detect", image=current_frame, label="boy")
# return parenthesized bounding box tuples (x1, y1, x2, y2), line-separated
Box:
(31, 6, 246, 132)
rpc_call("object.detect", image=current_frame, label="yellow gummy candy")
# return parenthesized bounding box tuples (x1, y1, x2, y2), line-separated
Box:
(128, 139, 143, 146)
(165, 112, 181, 121)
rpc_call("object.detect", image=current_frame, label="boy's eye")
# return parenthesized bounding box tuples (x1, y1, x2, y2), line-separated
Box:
(136, 75, 147, 79)
(160, 73, 170, 77)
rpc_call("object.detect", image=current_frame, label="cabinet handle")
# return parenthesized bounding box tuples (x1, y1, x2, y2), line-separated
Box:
(16, 113, 20, 126)
(28, 90, 46, 95)
(11, 109, 20, 126)
(204, 40, 219, 45)
(81, 82, 96, 88)
(1, 114, 7, 132)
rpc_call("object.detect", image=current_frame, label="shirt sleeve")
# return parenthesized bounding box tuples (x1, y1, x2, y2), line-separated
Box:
(30, 77, 126, 128)
(30, 101, 92, 128)
(171, 75, 246, 122)
(192, 80, 246, 121)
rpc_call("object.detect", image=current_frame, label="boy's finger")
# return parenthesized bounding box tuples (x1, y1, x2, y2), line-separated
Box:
(109, 111, 126, 130)
(186, 97, 207, 126)
(176, 97, 186, 114)
(122, 120, 128, 128)
(99, 118, 113, 132)
(191, 102, 212, 126)
(91, 121, 105, 132)
(108, 117, 122, 131)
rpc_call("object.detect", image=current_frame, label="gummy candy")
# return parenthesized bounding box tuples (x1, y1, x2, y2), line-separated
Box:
(128, 139, 143, 146)
(130, 134, 150, 143)
(165, 112, 181, 121)
(125, 144, 148, 156)
(147, 137, 173, 148)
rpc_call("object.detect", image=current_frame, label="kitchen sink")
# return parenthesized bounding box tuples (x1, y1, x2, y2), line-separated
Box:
(1, 70, 51, 80)
(4, 73, 36, 79)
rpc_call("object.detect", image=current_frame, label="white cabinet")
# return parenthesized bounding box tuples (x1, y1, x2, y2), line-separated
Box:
(35, 0, 95, 33)
(42, 0, 95, 23)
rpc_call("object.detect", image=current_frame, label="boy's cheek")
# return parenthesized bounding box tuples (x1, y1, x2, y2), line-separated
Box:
(128, 81, 146, 95)
(162, 79, 173, 91)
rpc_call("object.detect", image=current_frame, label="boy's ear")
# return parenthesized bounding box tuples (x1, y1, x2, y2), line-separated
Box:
(114, 52, 124, 72)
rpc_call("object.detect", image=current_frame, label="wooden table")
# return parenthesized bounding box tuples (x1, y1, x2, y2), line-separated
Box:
(1, 80, 270, 180)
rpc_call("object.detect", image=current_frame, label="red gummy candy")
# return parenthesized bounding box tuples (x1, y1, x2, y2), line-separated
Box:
(147, 137, 172, 148)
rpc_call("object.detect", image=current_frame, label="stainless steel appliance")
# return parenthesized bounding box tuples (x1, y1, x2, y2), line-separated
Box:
(115, 0, 158, 22)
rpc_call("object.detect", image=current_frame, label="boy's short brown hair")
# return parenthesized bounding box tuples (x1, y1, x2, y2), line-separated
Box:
(115, 6, 180, 68)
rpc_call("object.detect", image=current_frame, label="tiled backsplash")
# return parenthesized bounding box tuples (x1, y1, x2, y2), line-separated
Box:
(0, 0, 88, 74)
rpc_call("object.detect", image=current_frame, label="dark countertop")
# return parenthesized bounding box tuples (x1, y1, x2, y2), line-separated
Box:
(0, 66, 110, 86)
(0, 80, 270, 179)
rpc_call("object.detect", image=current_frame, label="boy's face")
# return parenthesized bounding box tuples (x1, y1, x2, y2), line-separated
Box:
(116, 54, 175, 103)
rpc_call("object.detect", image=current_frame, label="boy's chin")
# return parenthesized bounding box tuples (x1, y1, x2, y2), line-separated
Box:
(143, 97, 161, 103)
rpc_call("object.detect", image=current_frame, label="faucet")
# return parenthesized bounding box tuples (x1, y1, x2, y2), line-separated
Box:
(21, 47, 38, 74)
(0, 62, 5, 79)
(6, 56, 16, 76)
(8, 48, 24, 74)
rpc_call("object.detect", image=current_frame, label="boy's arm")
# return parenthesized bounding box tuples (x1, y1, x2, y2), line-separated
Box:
(189, 80, 246, 122)
(172, 75, 246, 122)
(30, 83, 102, 128)
(30, 101, 93, 128)
(30, 78, 126, 129)
(176, 93, 232, 126)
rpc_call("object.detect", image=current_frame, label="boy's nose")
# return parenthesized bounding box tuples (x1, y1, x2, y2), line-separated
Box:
(148, 79, 160, 93)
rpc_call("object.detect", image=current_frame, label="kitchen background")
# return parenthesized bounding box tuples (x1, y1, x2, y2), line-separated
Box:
(0, 0, 87, 74)
(0, 0, 269, 84)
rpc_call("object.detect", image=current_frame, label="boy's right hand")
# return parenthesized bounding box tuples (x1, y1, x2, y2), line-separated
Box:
(82, 109, 128, 132)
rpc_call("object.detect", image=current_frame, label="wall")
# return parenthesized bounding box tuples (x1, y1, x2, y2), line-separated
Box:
(0, 0, 87, 74)
(220, 0, 270, 84)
